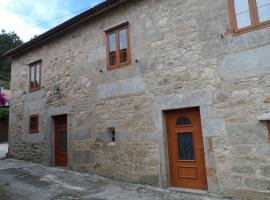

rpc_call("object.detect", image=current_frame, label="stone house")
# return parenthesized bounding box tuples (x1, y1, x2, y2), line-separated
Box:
(4, 0, 270, 199)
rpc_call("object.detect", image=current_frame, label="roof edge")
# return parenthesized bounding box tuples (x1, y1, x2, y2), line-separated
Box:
(4, 0, 129, 58)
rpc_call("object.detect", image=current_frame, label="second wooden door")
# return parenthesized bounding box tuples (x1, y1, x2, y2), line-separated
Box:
(165, 108, 207, 190)
(55, 115, 67, 167)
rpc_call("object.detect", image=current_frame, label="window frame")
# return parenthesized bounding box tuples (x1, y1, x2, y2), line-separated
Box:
(29, 114, 39, 134)
(29, 60, 42, 92)
(228, 0, 270, 35)
(105, 23, 131, 70)
(267, 121, 270, 143)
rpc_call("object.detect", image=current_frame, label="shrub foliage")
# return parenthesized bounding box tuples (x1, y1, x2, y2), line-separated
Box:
(0, 107, 9, 120)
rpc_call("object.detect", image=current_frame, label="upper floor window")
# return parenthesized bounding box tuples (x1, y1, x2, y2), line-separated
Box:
(106, 23, 131, 70)
(29, 61, 41, 92)
(228, 0, 270, 34)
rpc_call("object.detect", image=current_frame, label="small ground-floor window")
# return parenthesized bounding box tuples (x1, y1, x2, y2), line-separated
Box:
(29, 114, 39, 133)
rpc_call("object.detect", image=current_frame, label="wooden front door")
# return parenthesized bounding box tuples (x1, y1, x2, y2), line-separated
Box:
(55, 115, 67, 167)
(165, 108, 207, 190)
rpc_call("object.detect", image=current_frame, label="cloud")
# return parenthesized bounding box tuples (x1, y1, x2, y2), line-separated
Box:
(0, 0, 48, 41)
(0, 0, 105, 42)
(0, 3, 45, 41)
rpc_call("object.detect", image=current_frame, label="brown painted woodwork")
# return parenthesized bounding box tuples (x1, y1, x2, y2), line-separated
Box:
(267, 121, 270, 143)
(106, 23, 131, 70)
(55, 115, 67, 167)
(29, 114, 39, 134)
(29, 60, 42, 92)
(165, 107, 208, 190)
(228, 0, 270, 35)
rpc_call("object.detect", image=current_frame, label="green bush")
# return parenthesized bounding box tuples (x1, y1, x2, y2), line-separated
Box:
(0, 107, 9, 120)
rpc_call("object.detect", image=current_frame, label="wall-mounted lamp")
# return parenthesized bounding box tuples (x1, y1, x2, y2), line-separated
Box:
(53, 84, 60, 95)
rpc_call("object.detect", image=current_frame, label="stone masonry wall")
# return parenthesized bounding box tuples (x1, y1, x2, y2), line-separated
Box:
(9, 0, 270, 199)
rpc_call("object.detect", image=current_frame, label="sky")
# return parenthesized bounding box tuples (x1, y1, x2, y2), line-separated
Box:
(0, 0, 105, 42)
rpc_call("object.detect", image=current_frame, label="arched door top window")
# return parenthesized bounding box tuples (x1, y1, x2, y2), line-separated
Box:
(176, 117, 192, 126)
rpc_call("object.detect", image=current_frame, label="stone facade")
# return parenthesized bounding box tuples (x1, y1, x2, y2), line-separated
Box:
(8, 0, 270, 199)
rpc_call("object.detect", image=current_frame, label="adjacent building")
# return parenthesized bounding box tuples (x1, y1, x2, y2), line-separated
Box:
(4, 0, 270, 199)
(0, 88, 10, 143)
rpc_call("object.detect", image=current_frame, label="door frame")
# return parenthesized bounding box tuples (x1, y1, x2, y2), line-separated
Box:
(163, 107, 208, 191)
(50, 114, 68, 167)
(161, 107, 209, 190)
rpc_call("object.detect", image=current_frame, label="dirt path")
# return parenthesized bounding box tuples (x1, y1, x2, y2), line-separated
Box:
(0, 159, 233, 200)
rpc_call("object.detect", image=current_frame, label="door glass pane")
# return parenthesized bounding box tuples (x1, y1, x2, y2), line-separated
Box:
(176, 117, 192, 126)
(177, 132, 194, 160)
(56, 118, 67, 128)
(36, 64, 40, 85)
(119, 29, 127, 63)
(256, 0, 270, 22)
(109, 33, 116, 66)
(59, 132, 67, 150)
(234, 0, 252, 29)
